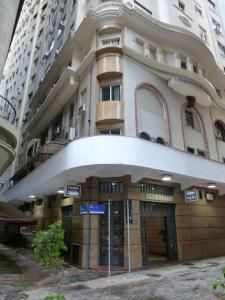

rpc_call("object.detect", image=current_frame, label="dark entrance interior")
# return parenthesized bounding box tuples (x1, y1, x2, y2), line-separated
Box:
(99, 201, 124, 266)
(62, 205, 73, 257)
(141, 202, 177, 266)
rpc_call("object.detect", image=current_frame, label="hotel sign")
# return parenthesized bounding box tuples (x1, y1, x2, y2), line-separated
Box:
(185, 189, 198, 202)
(145, 193, 173, 203)
(64, 184, 81, 198)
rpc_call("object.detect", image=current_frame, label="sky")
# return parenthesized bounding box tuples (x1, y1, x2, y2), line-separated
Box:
(217, 0, 225, 30)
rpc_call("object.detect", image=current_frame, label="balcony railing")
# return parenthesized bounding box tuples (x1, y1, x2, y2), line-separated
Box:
(0, 95, 16, 125)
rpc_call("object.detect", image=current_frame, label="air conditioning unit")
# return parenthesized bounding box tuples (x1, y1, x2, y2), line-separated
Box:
(78, 104, 86, 114)
(144, 48, 151, 58)
(215, 128, 222, 140)
(68, 127, 76, 141)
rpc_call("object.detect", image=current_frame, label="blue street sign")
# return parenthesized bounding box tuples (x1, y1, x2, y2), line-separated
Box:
(80, 205, 89, 215)
(80, 204, 105, 215)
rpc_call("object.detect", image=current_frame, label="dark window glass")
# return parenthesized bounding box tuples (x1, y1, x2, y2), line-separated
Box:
(101, 86, 110, 101)
(99, 182, 123, 193)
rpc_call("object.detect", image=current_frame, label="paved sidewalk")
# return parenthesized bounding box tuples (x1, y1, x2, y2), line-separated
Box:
(25, 256, 225, 300)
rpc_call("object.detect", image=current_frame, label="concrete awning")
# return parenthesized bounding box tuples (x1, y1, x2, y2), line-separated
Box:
(3, 136, 225, 203)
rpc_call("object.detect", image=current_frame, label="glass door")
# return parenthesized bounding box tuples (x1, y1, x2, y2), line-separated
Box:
(62, 205, 73, 257)
(100, 201, 124, 266)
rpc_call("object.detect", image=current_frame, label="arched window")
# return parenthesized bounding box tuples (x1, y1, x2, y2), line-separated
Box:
(215, 121, 225, 142)
(184, 108, 202, 132)
(156, 137, 165, 145)
(136, 86, 168, 143)
(139, 132, 150, 140)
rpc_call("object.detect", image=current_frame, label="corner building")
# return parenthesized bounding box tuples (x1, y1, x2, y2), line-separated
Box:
(2, 0, 225, 269)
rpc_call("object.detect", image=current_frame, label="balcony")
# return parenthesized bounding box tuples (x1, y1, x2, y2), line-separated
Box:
(28, 67, 78, 137)
(11, 141, 65, 184)
(0, 95, 17, 175)
(96, 51, 123, 78)
(4, 136, 225, 202)
(96, 101, 124, 123)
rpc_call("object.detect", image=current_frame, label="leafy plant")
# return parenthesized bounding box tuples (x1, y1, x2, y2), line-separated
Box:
(213, 267, 225, 291)
(32, 221, 67, 300)
(44, 293, 65, 300)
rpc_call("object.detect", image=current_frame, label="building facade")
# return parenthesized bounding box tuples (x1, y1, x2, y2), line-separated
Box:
(0, 0, 24, 79)
(1, 0, 225, 269)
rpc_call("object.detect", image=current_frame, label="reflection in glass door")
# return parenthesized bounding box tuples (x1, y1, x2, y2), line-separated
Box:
(100, 201, 124, 266)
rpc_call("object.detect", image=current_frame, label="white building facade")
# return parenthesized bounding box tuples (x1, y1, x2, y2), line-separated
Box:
(1, 0, 225, 268)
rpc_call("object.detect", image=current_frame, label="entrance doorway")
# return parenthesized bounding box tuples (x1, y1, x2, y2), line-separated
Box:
(61, 205, 73, 257)
(140, 202, 177, 266)
(99, 201, 124, 266)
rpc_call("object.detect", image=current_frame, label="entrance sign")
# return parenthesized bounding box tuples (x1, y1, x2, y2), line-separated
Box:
(205, 192, 215, 201)
(64, 184, 81, 197)
(185, 189, 198, 202)
(146, 193, 173, 202)
(80, 204, 105, 215)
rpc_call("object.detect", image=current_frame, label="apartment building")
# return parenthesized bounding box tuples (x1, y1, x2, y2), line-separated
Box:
(0, 0, 21, 183)
(1, 0, 225, 269)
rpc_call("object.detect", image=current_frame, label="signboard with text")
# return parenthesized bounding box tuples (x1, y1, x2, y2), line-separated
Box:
(185, 189, 198, 202)
(64, 184, 81, 198)
(145, 193, 173, 203)
(80, 204, 105, 215)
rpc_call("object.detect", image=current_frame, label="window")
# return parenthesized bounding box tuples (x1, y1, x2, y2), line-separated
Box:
(101, 37, 120, 47)
(185, 109, 194, 128)
(72, 0, 76, 8)
(139, 183, 174, 195)
(208, 0, 215, 10)
(215, 121, 225, 142)
(100, 84, 120, 101)
(57, 28, 63, 38)
(99, 182, 123, 193)
(212, 18, 221, 33)
(187, 147, 195, 154)
(195, 5, 202, 16)
(52, 114, 62, 140)
(48, 39, 54, 52)
(99, 128, 121, 135)
(218, 41, 225, 56)
(178, 1, 185, 12)
(193, 62, 198, 73)
(180, 57, 187, 69)
(199, 27, 207, 43)
(197, 149, 205, 157)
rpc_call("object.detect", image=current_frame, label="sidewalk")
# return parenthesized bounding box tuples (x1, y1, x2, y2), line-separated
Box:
(25, 256, 225, 300)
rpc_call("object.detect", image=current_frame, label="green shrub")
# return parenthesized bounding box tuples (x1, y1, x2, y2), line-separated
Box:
(32, 221, 67, 299)
(213, 267, 225, 292)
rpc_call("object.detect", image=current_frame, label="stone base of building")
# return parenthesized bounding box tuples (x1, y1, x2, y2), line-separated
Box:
(32, 176, 225, 269)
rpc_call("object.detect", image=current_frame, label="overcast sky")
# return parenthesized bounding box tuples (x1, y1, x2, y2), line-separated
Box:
(217, 0, 225, 30)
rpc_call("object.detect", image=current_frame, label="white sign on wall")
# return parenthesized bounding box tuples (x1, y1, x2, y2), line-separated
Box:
(64, 184, 81, 198)
(185, 189, 198, 202)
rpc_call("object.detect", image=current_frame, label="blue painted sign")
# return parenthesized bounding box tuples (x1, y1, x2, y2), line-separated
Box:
(185, 189, 198, 202)
(80, 205, 89, 215)
(80, 204, 105, 215)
